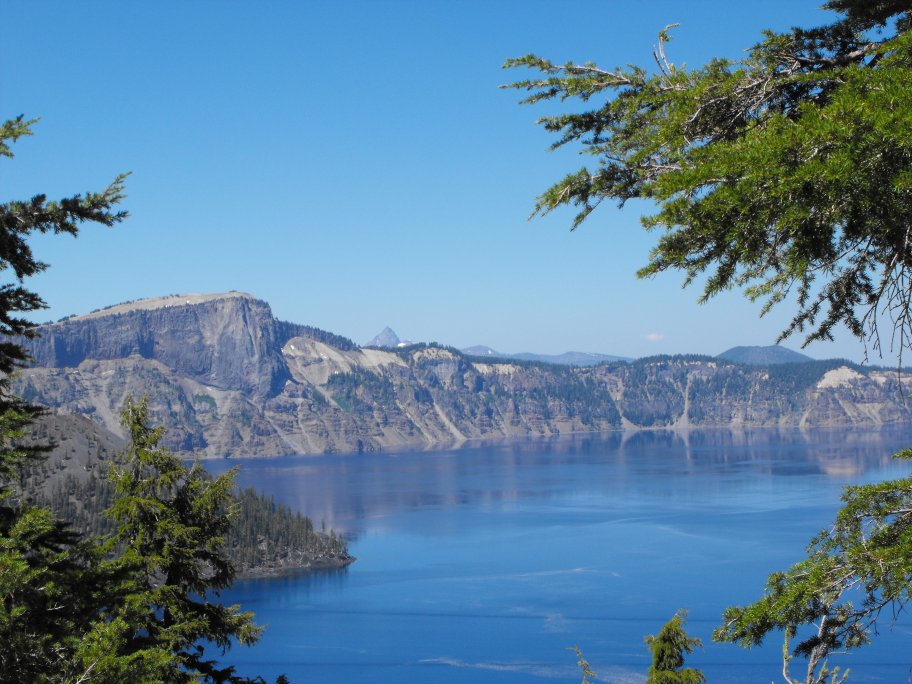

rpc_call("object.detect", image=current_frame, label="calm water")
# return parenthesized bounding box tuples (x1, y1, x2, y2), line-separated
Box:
(209, 428, 912, 683)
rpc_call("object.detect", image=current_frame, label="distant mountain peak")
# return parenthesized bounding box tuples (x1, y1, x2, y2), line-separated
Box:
(367, 326, 401, 348)
(717, 345, 812, 366)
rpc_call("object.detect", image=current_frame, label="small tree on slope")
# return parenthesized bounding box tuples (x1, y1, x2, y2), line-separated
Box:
(645, 611, 705, 684)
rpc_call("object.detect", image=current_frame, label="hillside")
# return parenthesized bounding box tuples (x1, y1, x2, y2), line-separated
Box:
(718, 345, 814, 365)
(14, 293, 911, 458)
(18, 411, 352, 577)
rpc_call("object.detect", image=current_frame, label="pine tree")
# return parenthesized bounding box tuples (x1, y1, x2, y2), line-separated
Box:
(644, 611, 705, 684)
(507, 4, 912, 681)
(1, 117, 273, 683)
(0, 115, 127, 682)
(504, 2, 912, 359)
(77, 397, 263, 682)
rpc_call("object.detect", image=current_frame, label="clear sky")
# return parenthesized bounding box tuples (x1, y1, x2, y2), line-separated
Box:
(3, 1, 880, 363)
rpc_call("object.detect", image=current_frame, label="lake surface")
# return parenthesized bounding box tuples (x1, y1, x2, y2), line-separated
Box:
(209, 428, 912, 683)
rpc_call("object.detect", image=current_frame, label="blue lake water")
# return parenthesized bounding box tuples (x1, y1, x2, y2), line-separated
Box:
(208, 428, 912, 683)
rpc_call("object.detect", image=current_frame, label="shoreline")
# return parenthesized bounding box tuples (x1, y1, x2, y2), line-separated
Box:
(236, 553, 356, 581)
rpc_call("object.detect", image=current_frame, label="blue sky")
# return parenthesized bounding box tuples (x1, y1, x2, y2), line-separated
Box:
(3, 1, 878, 362)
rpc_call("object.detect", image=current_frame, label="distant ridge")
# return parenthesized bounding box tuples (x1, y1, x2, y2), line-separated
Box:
(462, 345, 630, 366)
(511, 351, 631, 366)
(717, 345, 813, 365)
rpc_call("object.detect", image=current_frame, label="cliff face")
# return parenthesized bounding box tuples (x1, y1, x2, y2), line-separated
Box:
(28, 293, 289, 398)
(14, 293, 911, 458)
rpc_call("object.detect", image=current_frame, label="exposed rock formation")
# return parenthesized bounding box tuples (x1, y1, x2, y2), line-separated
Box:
(366, 326, 401, 348)
(14, 293, 911, 459)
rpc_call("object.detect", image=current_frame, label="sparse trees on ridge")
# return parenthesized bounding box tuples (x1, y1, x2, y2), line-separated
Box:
(506, 2, 912, 682)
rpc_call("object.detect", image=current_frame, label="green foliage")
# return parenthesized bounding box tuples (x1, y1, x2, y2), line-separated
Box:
(505, 2, 912, 358)
(327, 367, 397, 414)
(0, 115, 128, 682)
(0, 116, 127, 489)
(275, 319, 358, 352)
(0, 505, 106, 683)
(644, 611, 705, 684)
(32, 465, 349, 577)
(79, 397, 263, 682)
(508, 3, 912, 680)
(1, 117, 294, 683)
(714, 449, 912, 684)
(228, 488, 349, 574)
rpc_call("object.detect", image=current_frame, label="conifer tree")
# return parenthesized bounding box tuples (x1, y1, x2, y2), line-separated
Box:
(0, 115, 127, 682)
(77, 397, 263, 682)
(644, 611, 705, 684)
(505, 2, 912, 359)
(0, 117, 275, 683)
(506, 3, 912, 681)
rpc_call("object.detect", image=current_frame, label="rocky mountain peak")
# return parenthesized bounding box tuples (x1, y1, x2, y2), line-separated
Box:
(366, 326, 401, 348)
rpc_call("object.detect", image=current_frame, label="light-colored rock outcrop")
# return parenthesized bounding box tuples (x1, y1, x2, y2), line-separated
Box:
(14, 294, 911, 458)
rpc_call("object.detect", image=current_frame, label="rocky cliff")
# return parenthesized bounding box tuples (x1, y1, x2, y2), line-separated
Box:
(14, 293, 911, 458)
(36, 293, 290, 397)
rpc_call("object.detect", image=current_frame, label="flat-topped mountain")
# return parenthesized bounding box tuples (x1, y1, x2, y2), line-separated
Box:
(68, 292, 255, 320)
(718, 345, 813, 365)
(38, 292, 289, 397)
(14, 293, 911, 458)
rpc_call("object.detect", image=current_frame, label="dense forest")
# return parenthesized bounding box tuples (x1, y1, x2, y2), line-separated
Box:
(18, 412, 351, 578)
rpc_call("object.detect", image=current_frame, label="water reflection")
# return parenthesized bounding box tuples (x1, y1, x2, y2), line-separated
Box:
(234, 566, 352, 605)
(216, 427, 912, 684)
(207, 427, 912, 537)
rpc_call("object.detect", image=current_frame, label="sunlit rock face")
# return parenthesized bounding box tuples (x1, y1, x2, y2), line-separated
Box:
(14, 294, 912, 459)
